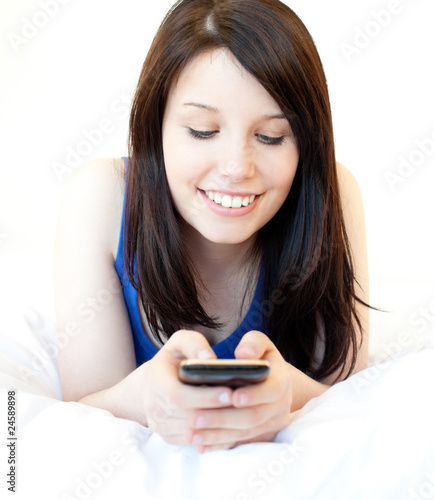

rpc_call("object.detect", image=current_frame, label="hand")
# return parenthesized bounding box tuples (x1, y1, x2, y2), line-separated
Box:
(187, 331, 293, 453)
(140, 330, 235, 446)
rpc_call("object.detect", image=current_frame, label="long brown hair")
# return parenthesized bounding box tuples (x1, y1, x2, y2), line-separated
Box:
(125, 0, 369, 380)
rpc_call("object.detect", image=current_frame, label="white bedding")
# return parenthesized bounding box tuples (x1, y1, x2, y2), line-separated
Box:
(1, 300, 434, 500)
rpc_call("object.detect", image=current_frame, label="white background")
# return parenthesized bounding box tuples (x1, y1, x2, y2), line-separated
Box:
(1, 0, 433, 355)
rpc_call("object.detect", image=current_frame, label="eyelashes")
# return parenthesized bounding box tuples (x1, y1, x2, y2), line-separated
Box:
(257, 134, 286, 146)
(187, 128, 287, 146)
(188, 128, 217, 140)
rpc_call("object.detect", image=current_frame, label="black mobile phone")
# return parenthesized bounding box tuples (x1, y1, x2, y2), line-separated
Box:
(179, 359, 270, 387)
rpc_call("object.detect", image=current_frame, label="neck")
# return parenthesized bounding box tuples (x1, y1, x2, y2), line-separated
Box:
(183, 226, 259, 286)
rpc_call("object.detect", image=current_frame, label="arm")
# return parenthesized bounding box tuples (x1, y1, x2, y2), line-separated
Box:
(306, 162, 370, 386)
(54, 159, 236, 436)
(54, 158, 137, 405)
(328, 162, 370, 380)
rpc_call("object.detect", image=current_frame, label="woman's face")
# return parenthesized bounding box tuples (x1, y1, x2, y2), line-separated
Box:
(162, 48, 299, 248)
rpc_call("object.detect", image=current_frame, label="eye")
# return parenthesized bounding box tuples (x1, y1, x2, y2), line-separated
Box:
(257, 134, 286, 146)
(188, 128, 218, 140)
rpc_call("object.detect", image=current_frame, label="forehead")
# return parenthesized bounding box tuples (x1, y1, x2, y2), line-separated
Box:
(177, 48, 246, 83)
(166, 48, 282, 112)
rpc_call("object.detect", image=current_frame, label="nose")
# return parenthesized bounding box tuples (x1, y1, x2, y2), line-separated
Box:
(219, 139, 255, 183)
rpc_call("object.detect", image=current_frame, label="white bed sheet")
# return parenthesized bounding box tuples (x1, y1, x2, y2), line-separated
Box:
(1, 299, 434, 500)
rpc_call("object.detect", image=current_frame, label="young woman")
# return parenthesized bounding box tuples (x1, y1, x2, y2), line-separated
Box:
(54, 0, 370, 453)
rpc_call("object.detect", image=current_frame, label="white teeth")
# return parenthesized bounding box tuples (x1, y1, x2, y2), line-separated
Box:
(204, 190, 256, 208)
(232, 196, 242, 208)
(222, 195, 232, 208)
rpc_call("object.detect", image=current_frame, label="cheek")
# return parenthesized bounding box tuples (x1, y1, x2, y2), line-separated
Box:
(165, 159, 205, 202)
(268, 154, 299, 198)
(163, 137, 210, 186)
(163, 141, 211, 219)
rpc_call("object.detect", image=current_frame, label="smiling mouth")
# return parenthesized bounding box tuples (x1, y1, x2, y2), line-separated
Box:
(202, 190, 257, 209)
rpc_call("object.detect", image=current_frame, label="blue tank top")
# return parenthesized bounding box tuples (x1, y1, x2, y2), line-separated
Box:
(114, 158, 265, 366)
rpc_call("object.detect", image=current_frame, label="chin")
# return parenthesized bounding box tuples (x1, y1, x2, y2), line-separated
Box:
(201, 228, 256, 246)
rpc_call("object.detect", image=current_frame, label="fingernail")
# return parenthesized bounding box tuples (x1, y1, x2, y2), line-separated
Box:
(195, 416, 206, 429)
(239, 394, 248, 406)
(219, 391, 231, 405)
(238, 345, 256, 357)
(197, 349, 214, 360)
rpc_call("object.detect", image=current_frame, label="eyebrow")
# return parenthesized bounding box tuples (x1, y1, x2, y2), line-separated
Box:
(262, 113, 286, 120)
(184, 102, 219, 113)
(183, 102, 287, 121)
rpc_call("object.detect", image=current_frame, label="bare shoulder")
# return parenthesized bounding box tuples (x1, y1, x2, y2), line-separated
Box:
(336, 162, 363, 211)
(63, 157, 125, 203)
(336, 161, 367, 240)
(335, 161, 367, 261)
(59, 157, 126, 260)
(336, 161, 370, 374)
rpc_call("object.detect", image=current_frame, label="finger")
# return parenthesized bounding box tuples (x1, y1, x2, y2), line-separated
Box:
(163, 329, 216, 362)
(186, 416, 278, 447)
(148, 409, 198, 446)
(232, 374, 290, 408)
(167, 380, 234, 410)
(147, 331, 233, 411)
(196, 442, 237, 454)
(188, 427, 249, 447)
(147, 409, 191, 436)
(189, 411, 288, 447)
(234, 330, 277, 360)
(197, 429, 278, 452)
(157, 330, 234, 409)
(190, 404, 276, 431)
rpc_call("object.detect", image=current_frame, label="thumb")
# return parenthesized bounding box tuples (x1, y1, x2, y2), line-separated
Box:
(234, 330, 270, 359)
(163, 329, 216, 361)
